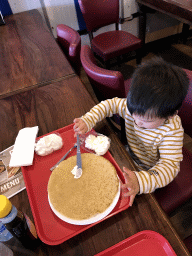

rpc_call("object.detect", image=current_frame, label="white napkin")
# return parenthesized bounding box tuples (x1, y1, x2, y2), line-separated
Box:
(9, 126, 39, 167)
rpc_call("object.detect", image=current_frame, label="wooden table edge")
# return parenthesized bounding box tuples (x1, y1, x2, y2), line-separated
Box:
(136, 0, 192, 26)
(0, 73, 77, 100)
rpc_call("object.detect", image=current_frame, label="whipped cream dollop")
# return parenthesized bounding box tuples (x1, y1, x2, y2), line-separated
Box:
(35, 134, 63, 156)
(85, 134, 110, 155)
(71, 165, 82, 179)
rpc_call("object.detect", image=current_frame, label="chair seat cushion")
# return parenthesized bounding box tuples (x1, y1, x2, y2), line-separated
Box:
(91, 31, 142, 61)
(154, 147, 192, 214)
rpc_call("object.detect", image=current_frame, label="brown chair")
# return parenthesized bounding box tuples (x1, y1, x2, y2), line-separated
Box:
(57, 24, 81, 75)
(154, 68, 192, 215)
(80, 44, 131, 142)
(78, 0, 142, 68)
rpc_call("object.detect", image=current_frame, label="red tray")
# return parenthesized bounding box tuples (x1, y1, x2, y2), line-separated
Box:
(21, 124, 129, 245)
(95, 230, 177, 256)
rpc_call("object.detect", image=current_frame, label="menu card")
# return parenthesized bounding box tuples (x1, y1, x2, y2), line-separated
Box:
(0, 146, 25, 198)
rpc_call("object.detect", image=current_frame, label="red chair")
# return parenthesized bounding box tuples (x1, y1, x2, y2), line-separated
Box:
(78, 0, 142, 68)
(80, 44, 131, 142)
(154, 69, 192, 215)
(184, 235, 192, 254)
(178, 69, 192, 138)
(57, 24, 81, 75)
(154, 147, 192, 214)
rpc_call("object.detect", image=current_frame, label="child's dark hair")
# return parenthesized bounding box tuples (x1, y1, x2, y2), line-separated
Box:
(127, 57, 189, 118)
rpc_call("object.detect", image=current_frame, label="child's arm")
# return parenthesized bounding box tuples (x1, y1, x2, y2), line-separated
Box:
(121, 167, 140, 206)
(73, 98, 126, 134)
(134, 129, 183, 194)
(79, 98, 126, 132)
(73, 118, 88, 135)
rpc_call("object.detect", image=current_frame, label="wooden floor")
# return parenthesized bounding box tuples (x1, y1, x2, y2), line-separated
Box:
(79, 34, 192, 244)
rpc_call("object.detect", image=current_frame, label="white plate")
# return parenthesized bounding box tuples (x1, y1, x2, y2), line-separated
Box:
(48, 180, 120, 225)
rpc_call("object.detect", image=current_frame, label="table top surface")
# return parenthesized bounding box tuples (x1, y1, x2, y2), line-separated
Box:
(0, 76, 96, 151)
(0, 9, 75, 99)
(2, 75, 189, 256)
(137, 0, 192, 25)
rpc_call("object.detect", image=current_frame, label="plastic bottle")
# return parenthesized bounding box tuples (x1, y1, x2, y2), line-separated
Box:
(0, 195, 38, 249)
(0, 222, 13, 242)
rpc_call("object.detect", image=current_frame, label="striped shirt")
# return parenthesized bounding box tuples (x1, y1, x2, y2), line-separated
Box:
(81, 98, 183, 194)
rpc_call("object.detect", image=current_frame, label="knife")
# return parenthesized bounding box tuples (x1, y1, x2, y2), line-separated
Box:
(76, 134, 82, 170)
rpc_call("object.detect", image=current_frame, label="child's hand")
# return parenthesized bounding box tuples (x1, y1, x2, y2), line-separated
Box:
(121, 167, 140, 206)
(73, 118, 88, 136)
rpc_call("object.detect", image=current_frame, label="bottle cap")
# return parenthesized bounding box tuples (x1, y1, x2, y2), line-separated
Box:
(0, 195, 12, 218)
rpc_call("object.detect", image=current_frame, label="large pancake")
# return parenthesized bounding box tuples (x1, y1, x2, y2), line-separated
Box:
(48, 153, 119, 223)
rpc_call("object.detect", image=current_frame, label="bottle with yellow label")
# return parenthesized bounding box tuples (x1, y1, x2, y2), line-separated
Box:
(0, 195, 38, 249)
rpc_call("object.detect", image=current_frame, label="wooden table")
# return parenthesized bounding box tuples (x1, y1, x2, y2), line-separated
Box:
(137, 0, 192, 44)
(0, 9, 75, 100)
(0, 9, 77, 151)
(1, 74, 189, 255)
(0, 76, 95, 151)
(1, 9, 190, 256)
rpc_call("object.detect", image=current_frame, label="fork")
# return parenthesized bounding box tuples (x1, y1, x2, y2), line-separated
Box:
(50, 143, 77, 171)
(50, 136, 84, 172)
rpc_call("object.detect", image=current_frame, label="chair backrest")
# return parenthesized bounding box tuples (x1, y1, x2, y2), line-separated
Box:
(78, 0, 119, 32)
(57, 24, 81, 74)
(178, 69, 192, 138)
(80, 45, 126, 101)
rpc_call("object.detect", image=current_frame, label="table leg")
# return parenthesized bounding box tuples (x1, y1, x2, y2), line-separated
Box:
(138, 9, 146, 46)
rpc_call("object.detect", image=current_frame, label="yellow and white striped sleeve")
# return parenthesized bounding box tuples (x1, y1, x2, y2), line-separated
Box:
(81, 98, 126, 131)
(134, 127, 183, 194)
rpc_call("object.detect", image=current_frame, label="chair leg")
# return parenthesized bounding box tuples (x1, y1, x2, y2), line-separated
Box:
(120, 117, 127, 144)
(136, 49, 142, 65)
(106, 117, 120, 134)
(136, 49, 143, 65)
(182, 23, 190, 44)
(105, 60, 110, 70)
(117, 56, 122, 67)
(106, 117, 127, 144)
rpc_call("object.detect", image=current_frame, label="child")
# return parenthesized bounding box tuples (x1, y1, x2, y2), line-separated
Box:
(73, 57, 189, 206)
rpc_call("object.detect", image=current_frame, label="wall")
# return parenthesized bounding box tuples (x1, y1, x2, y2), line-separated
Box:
(8, 0, 42, 13)
(3, 0, 80, 37)
(1, 0, 183, 45)
(42, 0, 79, 34)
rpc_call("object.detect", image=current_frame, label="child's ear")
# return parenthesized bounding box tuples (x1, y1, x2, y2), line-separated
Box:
(169, 110, 178, 119)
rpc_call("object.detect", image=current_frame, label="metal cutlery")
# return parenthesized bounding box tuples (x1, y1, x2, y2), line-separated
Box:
(50, 143, 77, 171)
(76, 135, 82, 169)
(76, 134, 82, 178)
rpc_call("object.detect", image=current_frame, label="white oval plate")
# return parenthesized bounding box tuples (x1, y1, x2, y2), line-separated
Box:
(48, 180, 120, 225)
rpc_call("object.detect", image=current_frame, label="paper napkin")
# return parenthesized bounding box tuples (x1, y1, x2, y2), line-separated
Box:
(9, 126, 39, 167)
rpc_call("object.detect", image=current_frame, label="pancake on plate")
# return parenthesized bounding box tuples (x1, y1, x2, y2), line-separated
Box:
(48, 153, 120, 223)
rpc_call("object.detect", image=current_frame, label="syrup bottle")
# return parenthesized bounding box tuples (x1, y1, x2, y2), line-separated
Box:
(0, 195, 38, 249)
